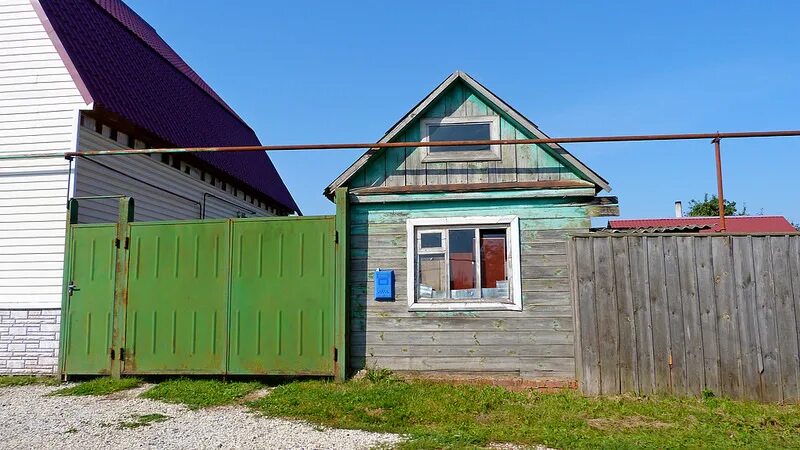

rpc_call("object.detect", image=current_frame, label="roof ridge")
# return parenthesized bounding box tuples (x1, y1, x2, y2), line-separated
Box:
(90, 0, 253, 132)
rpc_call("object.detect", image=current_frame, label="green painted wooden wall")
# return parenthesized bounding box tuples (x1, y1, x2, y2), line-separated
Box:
(349, 79, 583, 189)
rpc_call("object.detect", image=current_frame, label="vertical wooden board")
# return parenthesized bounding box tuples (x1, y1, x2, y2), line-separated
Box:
(362, 153, 387, 187)
(464, 92, 489, 117)
(444, 82, 466, 117)
(612, 237, 639, 394)
(676, 236, 704, 396)
(769, 236, 800, 402)
(628, 236, 655, 394)
(695, 237, 721, 395)
(711, 237, 742, 399)
(404, 126, 428, 186)
(593, 238, 620, 395)
(732, 237, 762, 401)
(467, 160, 489, 184)
(538, 145, 561, 181)
(787, 237, 800, 402)
(495, 119, 519, 183)
(575, 237, 601, 395)
(384, 130, 406, 187)
(752, 237, 782, 402)
(426, 95, 446, 118)
(646, 237, 671, 393)
(663, 236, 687, 394)
(446, 162, 469, 184)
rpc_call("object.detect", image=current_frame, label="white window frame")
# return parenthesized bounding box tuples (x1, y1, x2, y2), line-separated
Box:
(406, 216, 522, 311)
(420, 116, 501, 163)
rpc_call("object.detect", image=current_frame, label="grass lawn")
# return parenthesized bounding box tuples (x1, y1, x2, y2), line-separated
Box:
(52, 377, 142, 396)
(250, 378, 800, 449)
(0, 375, 59, 387)
(140, 378, 262, 409)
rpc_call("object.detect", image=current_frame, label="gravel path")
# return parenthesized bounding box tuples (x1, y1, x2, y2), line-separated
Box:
(0, 384, 402, 450)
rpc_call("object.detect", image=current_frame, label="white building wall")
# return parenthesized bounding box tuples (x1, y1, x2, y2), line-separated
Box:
(0, 0, 89, 374)
(74, 123, 276, 223)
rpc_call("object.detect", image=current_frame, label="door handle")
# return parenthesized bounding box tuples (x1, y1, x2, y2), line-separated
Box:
(67, 282, 80, 296)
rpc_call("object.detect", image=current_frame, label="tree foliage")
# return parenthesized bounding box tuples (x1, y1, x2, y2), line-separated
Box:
(687, 194, 744, 217)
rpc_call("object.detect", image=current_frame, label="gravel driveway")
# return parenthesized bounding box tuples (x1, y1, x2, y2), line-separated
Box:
(0, 384, 402, 449)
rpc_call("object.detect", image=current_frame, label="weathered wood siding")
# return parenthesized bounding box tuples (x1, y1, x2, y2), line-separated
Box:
(0, 0, 89, 309)
(75, 123, 276, 223)
(349, 80, 582, 189)
(571, 234, 800, 402)
(350, 197, 597, 377)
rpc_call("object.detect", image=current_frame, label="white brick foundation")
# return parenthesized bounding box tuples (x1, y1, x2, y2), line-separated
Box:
(0, 309, 61, 375)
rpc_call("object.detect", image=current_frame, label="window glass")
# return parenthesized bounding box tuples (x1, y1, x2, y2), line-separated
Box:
(448, 229, 477, 298)
(480, 229, 508, 299)
(418, 254, 446, 299)
(420, 232, 442, 249)
(429, 123, 491, 153)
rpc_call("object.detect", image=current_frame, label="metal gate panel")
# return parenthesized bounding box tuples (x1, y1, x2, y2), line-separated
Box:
(62, 224, 117, 375)
(228, 217, 336, 375)
(123, 221, 229, 374)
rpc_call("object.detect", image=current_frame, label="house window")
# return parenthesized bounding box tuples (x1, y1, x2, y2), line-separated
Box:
(406, 216, 522, 311)
(420, 116, 500, 163)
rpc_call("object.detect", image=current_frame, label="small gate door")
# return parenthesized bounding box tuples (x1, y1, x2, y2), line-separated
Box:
(228, 217, 336, 375)
(61, 224, 117, 375)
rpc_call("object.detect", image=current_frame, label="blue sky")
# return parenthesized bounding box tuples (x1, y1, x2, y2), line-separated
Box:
(128, 0, 800, 221)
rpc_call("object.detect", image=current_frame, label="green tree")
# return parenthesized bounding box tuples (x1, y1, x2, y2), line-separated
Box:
(687, 194, 745, 217)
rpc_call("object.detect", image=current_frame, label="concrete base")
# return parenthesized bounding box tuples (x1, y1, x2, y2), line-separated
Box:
(0, 309, 60, 374)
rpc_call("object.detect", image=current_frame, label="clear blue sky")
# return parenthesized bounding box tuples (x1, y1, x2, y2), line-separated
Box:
(128, 0, 800, 222)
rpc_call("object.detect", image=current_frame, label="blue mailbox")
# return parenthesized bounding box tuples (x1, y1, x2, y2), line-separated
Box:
(374, 269, 395, 301)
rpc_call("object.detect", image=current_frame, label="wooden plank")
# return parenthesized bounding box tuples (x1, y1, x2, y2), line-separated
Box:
(646, 236, 671, 394)
(350, 316, 574, 332)
(732, 236, 762, 401)
(352, 330, 573, 346)
(695, 237, 721, 395)
(352, 343, 574, 358)
(496, 117, 518, 183)
(711, 236, 742, 398)
(787, 237, 800, 402)
(676, 236, 704, 396)
(628, 236, 655, 394)
(752, 237, 782, 402)
(769, 236, 800, 402)
(349, 179, 594, 195)
(612, 237, 639, 394)
(383, 145, 406, 187)
(593, 238, 620, 395)
(404, 126, 426, 186)
(663, 236, 687, 394)
(575, 237, 601, 395)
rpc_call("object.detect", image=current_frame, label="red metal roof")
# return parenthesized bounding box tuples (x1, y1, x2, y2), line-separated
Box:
(608, 216, 797, 233)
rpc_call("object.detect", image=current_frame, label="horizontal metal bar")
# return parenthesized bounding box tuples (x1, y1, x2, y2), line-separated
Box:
(0, 129, 799, 160)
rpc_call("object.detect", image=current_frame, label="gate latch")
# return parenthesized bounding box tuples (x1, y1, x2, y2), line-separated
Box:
(67, 281, 80, 296)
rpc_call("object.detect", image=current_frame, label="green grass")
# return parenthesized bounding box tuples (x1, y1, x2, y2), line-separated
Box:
(117, 413, 170, 429)
(0, 375, 59, 387)
(140, 378, 262, 409)
(250, 378, 800, 449)
(51, 377, 142, 396)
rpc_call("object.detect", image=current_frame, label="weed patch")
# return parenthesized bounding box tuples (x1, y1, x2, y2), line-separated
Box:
(250, 379, 800, 449)
(117, 413, 170, 429)
(51, 377, 142, 396)
(141, 379, 262, 409)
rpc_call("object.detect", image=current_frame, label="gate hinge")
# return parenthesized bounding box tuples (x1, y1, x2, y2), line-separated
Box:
(333, 347, 338, 362)
(110, 348, 115, 360)
(119, 348, 126, 362)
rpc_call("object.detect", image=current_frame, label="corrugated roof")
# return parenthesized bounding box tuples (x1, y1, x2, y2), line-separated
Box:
(608, 216, 797, 233)
(37, 0, 299, 214)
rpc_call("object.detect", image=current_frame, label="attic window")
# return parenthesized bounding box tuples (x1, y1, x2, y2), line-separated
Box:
(421, 116, 500, 162)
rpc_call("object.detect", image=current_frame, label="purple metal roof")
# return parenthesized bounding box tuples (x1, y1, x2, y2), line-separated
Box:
(38, 0, 299, 213)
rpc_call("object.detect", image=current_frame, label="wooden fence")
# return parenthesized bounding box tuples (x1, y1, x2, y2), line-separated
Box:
(569, 234, 800, 402)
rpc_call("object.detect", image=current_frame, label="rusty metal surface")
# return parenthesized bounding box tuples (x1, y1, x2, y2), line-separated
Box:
(713, 138, 727, 231)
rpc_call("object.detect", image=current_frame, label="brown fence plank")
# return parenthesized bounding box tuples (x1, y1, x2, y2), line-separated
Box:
(612, 237, 639, 394)
(770, 236, 800, 402)
(593, 237, 620, 395)
(575, 237, 601, 395)
(628, 236, 655, 394)
(732, 236, 762, 401)
(712, 236, 742, 399)
(695, 237, 721, 395)
(663, 236, 688, 394)
(787, 238, 800, 402)
(646, 237, 672, 393)
(752, 237, 782, 402)
(677, 236, 704, 396)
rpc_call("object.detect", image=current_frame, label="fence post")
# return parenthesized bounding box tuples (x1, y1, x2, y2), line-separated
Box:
(111, 197, 134, 379)
(58, 199, 80, 379)
(334, 188, 349, 381)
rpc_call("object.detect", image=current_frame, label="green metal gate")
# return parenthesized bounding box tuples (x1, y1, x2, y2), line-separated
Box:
(60, 192, 348, 379)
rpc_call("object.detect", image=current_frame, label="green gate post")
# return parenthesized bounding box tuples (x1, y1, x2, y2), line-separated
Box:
(111, 197, 134, 379)
(334, 188, 349, 381)
(58, 199, 80, 379)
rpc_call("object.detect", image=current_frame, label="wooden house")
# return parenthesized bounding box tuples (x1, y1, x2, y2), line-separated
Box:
(0, 0, 298, 374)
(327, 71, 618, 378)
